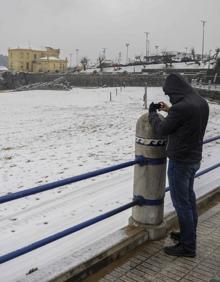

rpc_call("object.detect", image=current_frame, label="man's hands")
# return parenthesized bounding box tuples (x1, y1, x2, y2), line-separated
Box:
(149, 102, 170, 114)
(158, 102, 170, 112)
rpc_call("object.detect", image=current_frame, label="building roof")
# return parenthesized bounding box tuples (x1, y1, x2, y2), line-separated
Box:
(0, 66, 8, 71)
(9, 46, 59, 52)
(9, 46, 44, 52)
(38, 56, 66, 62)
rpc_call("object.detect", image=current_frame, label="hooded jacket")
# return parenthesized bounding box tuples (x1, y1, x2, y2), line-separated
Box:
(149, 73, 209, 163)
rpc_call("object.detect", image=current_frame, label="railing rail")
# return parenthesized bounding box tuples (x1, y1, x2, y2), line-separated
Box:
(0, 201, 137, 264)
(1, 135, 219, 205)
(0, 160, 138, 204)
(165, 161, 220, 192)
(203, 135, 220, 144)
(0, 134, 219, 264)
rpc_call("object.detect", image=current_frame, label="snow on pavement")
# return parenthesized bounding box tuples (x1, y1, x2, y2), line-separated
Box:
(0, 87, 219, 281)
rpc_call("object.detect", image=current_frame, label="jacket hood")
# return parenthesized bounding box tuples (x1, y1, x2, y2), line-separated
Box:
(163, 73, 194, 96)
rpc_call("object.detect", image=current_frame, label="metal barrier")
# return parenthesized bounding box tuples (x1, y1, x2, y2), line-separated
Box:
(0, 135, 219, 264)
(203, 135, 220, 144)
(1, 135, 219, 205)
(165, 162, 220, 192)
(0, 201, 138, 264)
(0, 159, 139, 204)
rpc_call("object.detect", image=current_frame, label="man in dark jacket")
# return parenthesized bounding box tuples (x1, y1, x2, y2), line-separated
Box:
(148, 73, 209, 257)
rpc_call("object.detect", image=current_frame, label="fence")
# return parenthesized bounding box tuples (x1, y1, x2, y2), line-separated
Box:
(0, 135, 219, 264)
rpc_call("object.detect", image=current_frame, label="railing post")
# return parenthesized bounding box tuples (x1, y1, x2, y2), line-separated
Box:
(129, 113, 167, 240)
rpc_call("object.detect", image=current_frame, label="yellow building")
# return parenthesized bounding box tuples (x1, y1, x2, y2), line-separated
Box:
(8, 46, 68, 73)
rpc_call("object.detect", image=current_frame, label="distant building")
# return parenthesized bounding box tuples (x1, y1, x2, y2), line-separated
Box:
(101, 60, 113, 68)
(8, 46, 68, 73)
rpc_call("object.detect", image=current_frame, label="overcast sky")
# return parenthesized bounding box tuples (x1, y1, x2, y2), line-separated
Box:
(1, 0, 220, 63)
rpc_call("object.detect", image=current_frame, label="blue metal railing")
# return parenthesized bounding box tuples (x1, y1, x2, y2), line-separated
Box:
(1, 135, 219, 205)
(0, 201, 138, 264)
(203, 135, 220, 144)
(0, 159, 139, 204)
(165, 162, 220, 192)
(0, 134, 219, 264)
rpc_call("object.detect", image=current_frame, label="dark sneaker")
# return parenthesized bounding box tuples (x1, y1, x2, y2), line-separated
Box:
(164, 243, 196, 257)
(170, 231, 181, 241)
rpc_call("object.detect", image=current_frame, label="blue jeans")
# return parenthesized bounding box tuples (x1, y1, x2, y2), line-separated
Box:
(168, 159, 200, 251)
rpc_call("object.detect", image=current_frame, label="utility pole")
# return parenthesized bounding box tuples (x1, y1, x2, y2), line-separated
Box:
(125, 43, 130, 64)
(102, 48, 107, 59)
(155, 45, 159, 56)
(144, 32, 150, 61)
(75, 48, 79, 65)
(201, 20, 206, 60)
(118, 51, 122, 64)
(69, 53, 72, 68)
(208, 49, 212, 69)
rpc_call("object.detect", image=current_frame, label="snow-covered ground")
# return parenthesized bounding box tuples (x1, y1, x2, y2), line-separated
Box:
(0, 87, 219, 281)
(84, 61, 211, 73)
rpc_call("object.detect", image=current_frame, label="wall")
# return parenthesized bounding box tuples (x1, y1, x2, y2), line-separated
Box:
(8, 49, 43, 72)
(66, 73, 166, 87)
(33, 59, 67, 73)
(194, 87, 220, 101)
(0, 72, 194, 90)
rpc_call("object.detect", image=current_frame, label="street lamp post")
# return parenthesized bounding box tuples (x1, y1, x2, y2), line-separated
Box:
(144, 32, 150, 62)
(102, 48, 107, 60)
(208, 49, 212, 69)
(155, 45, 159, 56)
(125, 43, 130, 65)
(201, 20, 207, 60)
(76, 49, 79, 65)
(69, 53, 72, 68)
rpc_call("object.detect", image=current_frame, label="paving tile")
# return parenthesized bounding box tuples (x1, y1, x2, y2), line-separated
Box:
(136, 264, 158, 277)
(103, 274, 119, 281)
(109, 270, 124, 278)
(96, 203, 220, 282)
(154, 273, 179, 282)
(140, 261, 161, 272)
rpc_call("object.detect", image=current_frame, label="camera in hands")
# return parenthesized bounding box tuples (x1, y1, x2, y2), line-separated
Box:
(152, 102, 162, 110)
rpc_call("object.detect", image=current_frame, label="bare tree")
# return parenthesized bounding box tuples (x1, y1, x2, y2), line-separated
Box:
(134, 55, 142, 63)
(191, 47, 196, 61)
(98, 55, 105, 72)
(214, 48, 220, 59)
(162, 51, 173, 67)
(80, 56, 89, 71)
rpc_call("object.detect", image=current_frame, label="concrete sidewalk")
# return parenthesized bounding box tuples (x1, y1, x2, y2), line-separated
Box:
(89, 203, 220, 282)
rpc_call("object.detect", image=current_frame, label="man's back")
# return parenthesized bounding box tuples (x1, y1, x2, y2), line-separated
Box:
(166, 91, 209, 163)
(149, 73, 209, 163)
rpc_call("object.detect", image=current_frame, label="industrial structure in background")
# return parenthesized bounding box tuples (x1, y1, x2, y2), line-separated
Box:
(8, 46, 68, 73)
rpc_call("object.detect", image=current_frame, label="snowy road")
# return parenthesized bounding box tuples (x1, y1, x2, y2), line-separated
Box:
(0, 87, 219, 281)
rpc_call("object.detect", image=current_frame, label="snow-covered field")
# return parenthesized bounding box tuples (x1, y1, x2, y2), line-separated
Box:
(0, 87, 219, 281)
